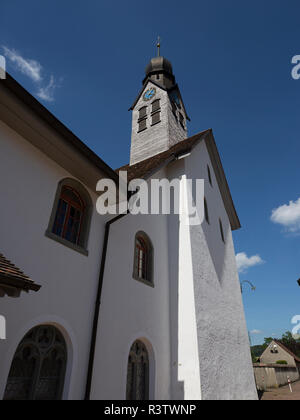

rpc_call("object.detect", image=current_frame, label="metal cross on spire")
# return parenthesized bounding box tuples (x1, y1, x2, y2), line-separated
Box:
(156, 36, 161, 57)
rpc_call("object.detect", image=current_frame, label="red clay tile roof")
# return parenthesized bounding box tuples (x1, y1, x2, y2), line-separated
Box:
(116, 129, 241, 230)
(274, 340, 300, 363)
(0, 253, 41, 295)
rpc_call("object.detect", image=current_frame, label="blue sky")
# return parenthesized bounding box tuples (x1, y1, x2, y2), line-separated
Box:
(1, 0, 300, 345)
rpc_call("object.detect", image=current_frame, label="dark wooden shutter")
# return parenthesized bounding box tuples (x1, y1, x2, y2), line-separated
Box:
(139, 107, 147, 119)
(152, 112, 161, 125)
(152, 99, 160, 113)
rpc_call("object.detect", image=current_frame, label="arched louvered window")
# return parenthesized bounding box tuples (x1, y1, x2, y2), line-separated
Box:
(126, 340, 149, 400)
(4, 325, 67, 401)
(133, 232, 153, 286)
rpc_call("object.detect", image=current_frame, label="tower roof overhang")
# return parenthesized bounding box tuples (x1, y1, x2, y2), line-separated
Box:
(116, 129, 241, 231)
(129, 78, 190, 121)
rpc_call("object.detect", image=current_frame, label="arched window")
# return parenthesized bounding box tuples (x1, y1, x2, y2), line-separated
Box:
(219, 218, 225, 243)
(126, 340, 149, 400)
(52, 186, 85, 245)
(4, 325, 67, 401)
(133, 232, 153, 286)
(204, 198, 210, 224)
(46, 178, 92, 255)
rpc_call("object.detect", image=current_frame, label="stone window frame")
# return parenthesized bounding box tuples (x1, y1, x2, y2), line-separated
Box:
(132, 231, 154, 288)
(45, 178, 93, 256)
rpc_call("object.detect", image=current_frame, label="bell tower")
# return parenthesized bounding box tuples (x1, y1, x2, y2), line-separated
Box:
(129, 41, 190, 166)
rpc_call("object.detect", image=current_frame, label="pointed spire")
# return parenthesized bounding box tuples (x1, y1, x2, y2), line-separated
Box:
(156, 36, 161, 57)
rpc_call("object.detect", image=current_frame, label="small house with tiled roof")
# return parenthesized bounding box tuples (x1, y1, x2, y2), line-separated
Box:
(260, 340, 300, 371)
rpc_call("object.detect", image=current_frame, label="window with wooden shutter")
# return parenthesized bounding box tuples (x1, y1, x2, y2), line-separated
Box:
(138, 119, 147, 132)
(152, 99, 160, 113)
(139, 107, 147, 119)
(138, 107, 147, 132)
(151, 111, 161, 125)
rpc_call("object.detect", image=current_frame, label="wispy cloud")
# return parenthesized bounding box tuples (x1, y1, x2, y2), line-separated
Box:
(2, 46, 60, 102)
(236, 252, 264, 273)
(250, 329, 263, 335)
(2, 46, 42, 82)
(37, 75, 57, 102)
(271, 198, 300, 233)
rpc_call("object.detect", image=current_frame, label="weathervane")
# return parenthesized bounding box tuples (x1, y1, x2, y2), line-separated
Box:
(156, 36, 161, 57)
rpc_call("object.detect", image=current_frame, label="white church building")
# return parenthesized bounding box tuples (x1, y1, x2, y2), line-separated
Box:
(0, 50, 257, 400)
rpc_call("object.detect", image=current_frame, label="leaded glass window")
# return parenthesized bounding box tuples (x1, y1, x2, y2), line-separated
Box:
(126, 340, 149, 400)
(4, 325, 67, 401)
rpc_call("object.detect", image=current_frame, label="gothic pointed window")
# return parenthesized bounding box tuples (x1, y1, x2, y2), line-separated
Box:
(126, 340, 149, 400)
(4, 325, 67, 401)
(133, 232, 153, 286)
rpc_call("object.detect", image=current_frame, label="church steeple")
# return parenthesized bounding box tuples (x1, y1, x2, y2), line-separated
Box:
(129, 47, 189, 166)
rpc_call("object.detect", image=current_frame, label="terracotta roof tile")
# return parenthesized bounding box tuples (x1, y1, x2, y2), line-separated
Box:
(274, 340, 300, 363)
(0, 253, 41, 295)
(116, 130, 209, 182)
(116, 129, 241, 230)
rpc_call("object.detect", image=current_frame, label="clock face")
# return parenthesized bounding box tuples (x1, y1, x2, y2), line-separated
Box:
(143, 87, 156, 101)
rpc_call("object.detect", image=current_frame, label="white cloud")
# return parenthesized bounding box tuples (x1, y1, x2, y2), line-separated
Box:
(2, 46, 60, 102)
(2, 46, 42, 82)
(250, 330, 263, 335)
(37, 75, 57, 102)
(271, 198, 300, 232)
(236, 252, 264, 273)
